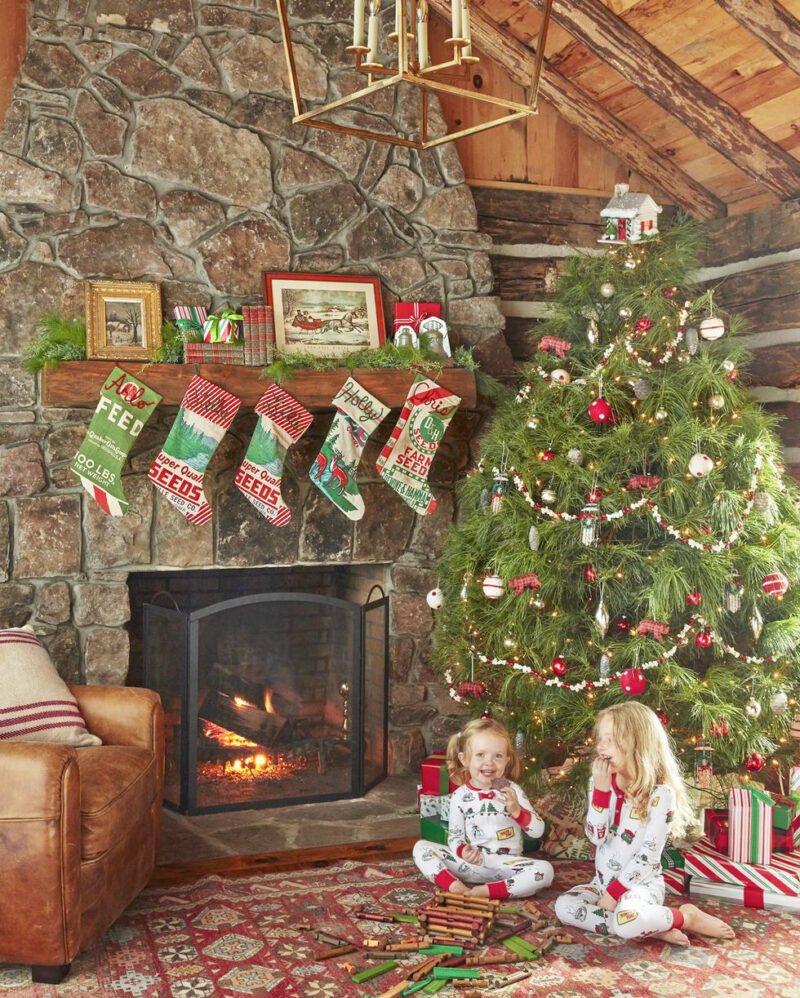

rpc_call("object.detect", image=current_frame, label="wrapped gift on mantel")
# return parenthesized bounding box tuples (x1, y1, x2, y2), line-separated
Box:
(393, 301, 442, 338)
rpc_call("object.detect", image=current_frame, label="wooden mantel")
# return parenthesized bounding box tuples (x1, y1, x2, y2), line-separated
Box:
(41, 362, 478, 410)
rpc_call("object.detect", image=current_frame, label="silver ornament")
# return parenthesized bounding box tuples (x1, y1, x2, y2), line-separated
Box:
(685, 327, 699, 355)
(580, 504, 599, 546)
(515, 729, 525, 752)
(624, 258, 636, 270)
(599, 654, 611, 677)
(655, 409, 668, 420)
(567, 447, 584, 465)
(541, 488, 557, 504)
(594, 599, 609, 638)
(709, 394, 725, 410)
(528, 524, 540, 551)
(587, 319, 599, 344)
(721, 359, 736, 373)
(749, 605, 763, 640)
(745, 697, 762, 719)
(633, 378, 650, 400)
(754, 491, 770, 512)
(619, 307, 631, 318)
(527, 416, 539, 429)
(600, 282, 615, 299)
(770, 691, 789, 715)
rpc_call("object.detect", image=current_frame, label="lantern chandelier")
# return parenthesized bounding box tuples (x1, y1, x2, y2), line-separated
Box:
(276, 0, 554, 149)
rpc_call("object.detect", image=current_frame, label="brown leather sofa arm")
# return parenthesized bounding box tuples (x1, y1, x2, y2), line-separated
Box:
(0, 743, 82, 968)
(70, 685, 163, 752)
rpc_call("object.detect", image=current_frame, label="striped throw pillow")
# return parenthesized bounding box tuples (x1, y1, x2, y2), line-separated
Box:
(0, 626, 101, 746)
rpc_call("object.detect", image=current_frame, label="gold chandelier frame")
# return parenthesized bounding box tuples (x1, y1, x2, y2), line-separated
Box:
(276, 0, 554, 149)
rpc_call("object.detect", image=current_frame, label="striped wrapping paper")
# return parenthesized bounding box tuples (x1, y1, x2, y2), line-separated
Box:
(663, 868, 688, 896)
(689, 876, 800, 913)
(729, 786, 774, 864)
(791, 766, 800, 795)
(682, 836, 800, 895)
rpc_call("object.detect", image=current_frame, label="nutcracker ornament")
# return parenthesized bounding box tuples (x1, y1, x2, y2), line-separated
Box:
(694, 746, 714, 789)
(724, 574, 743, 613)
(490, 473, 509, 514)
(580, 505, 599, 546)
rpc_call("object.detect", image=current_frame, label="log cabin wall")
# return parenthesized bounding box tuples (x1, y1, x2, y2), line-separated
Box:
(472, 186, 800, 477)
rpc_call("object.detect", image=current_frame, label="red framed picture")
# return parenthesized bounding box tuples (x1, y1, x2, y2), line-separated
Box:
(265, 272, 385, 359)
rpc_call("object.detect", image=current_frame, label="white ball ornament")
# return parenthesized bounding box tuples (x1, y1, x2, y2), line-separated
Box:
(770, 691, 789, 715)
(567, 447, 584, 465)
(600, 282, 615, 298)
(541, 488, 557, 504)
(721, 359, 736, 373)
(688, 452, 714, 478)
(426, 588, 443, 610)
(551, 369, 571, 385)
(709, 394, 725, 410)
(745, 697, 762, 719)
(700, 316, 725, 341)
(482, 574, 505, 599)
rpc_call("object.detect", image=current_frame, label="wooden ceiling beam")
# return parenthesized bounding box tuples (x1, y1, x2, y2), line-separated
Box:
(516, 0, 800, 199)
(714, 0, 800, 77)
(428, 0, 726, 218)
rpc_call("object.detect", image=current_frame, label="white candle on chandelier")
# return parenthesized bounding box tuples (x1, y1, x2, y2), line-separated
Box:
(394, 0, 404, 43)
(417, 0, 429, 68)
(367, 0, 382, 62)
(461, 0, 472, 53)
(353, 0, 366, 47)
(450, 0, 462, 40)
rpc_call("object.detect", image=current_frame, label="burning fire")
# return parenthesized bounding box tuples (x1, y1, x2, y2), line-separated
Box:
(263, 689, 275, 714)
(199, 719, 304, 782)
(202, 719, 257, 749)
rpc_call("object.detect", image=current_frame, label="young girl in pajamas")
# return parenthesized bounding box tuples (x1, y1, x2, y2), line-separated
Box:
(413, 718, 553, 898)
(555, 701, 735, 946)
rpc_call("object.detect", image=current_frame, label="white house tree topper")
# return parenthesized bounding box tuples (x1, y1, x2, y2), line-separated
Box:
(599, 183, 662, 244)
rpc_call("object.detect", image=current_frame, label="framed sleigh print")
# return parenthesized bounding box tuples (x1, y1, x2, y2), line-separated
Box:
(86, 280, 162, 361)
(265, 272, 385, 359)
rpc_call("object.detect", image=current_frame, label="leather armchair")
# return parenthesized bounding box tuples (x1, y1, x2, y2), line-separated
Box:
(0, 685, 164, 984)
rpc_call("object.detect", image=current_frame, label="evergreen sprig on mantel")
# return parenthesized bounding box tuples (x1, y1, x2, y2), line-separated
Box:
(433, 216, 800, 793)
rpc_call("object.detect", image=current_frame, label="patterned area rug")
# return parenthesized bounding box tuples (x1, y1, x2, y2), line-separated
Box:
(1, 859, 799, 997)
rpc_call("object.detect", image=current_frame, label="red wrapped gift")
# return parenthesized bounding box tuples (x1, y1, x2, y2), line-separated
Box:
(393, 301, 442, 334)
(421, 752, 457, 796)
(704, 808, 729, 852)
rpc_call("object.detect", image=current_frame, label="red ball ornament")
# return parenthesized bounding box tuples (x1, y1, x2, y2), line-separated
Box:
(584, 565, 598, 582)
(686, 590, 703, 607)
(661, 287, 676, 300)
(694, 629, 713, 649)
(617, 617, 631, 632)
(635, 317, 653, 333)
(656, 710, 669, 726)
(620, 668, 647, 696)
(744, 751, 765, 773)
(709, 719, 729, 738)
(726, 368, 739, 383)
(551, 656, 568, 677)
(587, 488, 603, 504)
(762, 571, 789, 596)
(480, 709, 492, 719)
(540, 449, 556, 462)
(457, 680, 487, 699)
(589, 397, 613, 424)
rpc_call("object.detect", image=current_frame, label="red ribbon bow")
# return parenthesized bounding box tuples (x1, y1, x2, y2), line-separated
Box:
(478, 791, 495, 800)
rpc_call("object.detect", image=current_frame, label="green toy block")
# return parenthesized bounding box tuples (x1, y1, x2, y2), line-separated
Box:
(432, 967, 481, 979)
(419, 944, 464, 955)
(351, 960, 398, 983)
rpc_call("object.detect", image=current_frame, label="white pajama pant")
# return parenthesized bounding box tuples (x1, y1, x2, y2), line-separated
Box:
(413, 839, 554, 898)
(554, 879, 679, 940)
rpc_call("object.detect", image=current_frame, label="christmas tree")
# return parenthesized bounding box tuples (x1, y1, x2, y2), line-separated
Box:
(434, 212, 800, 797)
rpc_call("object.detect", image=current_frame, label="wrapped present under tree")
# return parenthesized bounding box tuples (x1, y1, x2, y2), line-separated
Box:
(729, 786, 774, 865)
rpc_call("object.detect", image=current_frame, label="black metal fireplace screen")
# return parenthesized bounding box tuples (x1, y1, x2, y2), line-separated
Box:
(143, 590, 388, 814)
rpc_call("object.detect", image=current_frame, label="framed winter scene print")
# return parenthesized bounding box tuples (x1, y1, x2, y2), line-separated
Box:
(265, 272, 385, 359)
(85, 280, 162, 361)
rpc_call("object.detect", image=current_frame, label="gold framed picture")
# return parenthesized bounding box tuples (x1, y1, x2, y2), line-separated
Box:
(85, 280, 162, 360)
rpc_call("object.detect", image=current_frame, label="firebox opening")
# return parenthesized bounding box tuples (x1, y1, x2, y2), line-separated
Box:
(128, 566, 389, 815)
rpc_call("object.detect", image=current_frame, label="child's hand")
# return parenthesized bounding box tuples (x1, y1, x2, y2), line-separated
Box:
(462, 845, 483, 865)
(592, 755, 612, 792)
(596, 890, 618, 912)
(499, 785, 521, 818)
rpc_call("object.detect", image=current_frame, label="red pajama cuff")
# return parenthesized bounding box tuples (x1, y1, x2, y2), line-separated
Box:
(513, 807, 532, 829)
(487, 880, 510, 900)
(434, 869, 457, 890)
(670, 907, 685, 930)
(606, 878, 628, 901)
(592, 788, 612, 808)
(455, 843, 467, 859)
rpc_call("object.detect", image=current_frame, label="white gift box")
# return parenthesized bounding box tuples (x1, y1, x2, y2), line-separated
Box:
(689, 876, 800, 913)
(438, 793, 452, 823)
(420, 793, 440, 818)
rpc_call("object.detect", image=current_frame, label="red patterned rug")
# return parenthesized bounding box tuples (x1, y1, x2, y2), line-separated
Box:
(2, 859, 798, 997)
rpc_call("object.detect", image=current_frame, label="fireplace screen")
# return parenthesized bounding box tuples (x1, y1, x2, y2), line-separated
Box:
(143, 591, 388, 814)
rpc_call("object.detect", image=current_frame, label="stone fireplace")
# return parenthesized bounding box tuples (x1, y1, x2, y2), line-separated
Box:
(0, 0, 512, 775)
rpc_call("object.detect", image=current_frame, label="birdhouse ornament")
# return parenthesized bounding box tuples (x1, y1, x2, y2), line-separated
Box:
(598, 184, 662, 244)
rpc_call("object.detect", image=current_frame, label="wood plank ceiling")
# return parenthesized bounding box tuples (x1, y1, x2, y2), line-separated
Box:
(431, 0, 800, 217)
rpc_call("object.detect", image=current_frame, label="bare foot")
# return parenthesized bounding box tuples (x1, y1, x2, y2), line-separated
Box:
(448, 880, 470, 894)
(680, 903, 736, 939)
(652, 928, 691, 946)
(469, 884, 490, 897)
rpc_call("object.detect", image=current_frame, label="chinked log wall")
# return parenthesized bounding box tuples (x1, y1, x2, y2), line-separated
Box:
(474, 187, 800, 477)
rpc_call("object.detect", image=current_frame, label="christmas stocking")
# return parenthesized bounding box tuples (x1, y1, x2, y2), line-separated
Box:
(309, 376, 389, 520)
(148, 375, 241, 525)
(378, 375, 460, 515)
(70, 367, 162, 516)
(235, 385, 312, 527)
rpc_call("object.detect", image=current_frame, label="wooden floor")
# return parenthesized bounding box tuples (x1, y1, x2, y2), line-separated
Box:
(149, 835, 418, 886)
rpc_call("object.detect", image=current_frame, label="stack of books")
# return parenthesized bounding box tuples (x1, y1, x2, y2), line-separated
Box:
(242, 305, 275, 366)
